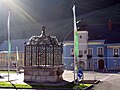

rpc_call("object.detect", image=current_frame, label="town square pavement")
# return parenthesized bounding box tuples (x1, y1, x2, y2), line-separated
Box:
(0, 70, 120, 90)
(63, 70, 120, 90)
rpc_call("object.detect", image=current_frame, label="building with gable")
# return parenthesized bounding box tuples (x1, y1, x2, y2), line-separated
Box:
(0, 39, 28, 70)
(63, 20, 120, 71)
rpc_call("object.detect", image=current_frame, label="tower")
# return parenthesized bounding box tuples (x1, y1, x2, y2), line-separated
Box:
(77, 19, 88, 70)
(77, 31, 88, 70)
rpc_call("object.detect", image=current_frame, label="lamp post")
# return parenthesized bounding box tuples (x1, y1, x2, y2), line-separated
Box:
(16, 47, 19, 74)
(7, 9, 11, 81)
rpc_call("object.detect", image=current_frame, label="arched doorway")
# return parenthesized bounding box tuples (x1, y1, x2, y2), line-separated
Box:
(98, 59, 104, 69)
(78, 61, 85, 70)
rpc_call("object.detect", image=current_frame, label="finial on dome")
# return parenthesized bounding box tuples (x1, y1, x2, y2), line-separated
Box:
(41, 25, 46, 36)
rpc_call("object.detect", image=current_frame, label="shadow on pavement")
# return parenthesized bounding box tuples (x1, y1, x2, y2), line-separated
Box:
(9, 81, 17, 89)
(0, 75, 4, 79)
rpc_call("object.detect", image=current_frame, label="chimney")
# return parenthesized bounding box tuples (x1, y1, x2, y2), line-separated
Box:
(108, 19, 112, 31)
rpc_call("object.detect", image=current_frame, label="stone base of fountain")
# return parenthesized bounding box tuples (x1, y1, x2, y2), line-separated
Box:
(24, 65, 64, 83)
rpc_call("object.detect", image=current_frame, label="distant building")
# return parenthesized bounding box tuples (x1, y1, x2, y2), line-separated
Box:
(0, 39, 28, 70)
(63, 21, 120, 71)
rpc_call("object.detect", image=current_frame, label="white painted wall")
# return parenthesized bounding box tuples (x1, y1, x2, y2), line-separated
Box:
(78, 31, 88, 70)
(78, 31, 88, 58)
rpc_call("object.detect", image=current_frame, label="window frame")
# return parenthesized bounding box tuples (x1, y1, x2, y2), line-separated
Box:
(97, 47, 104, 55)
(79, 50, 83, 55)
(20, 53, 23, 59)
(87, 48, 93, 55)
(79, 35, 82, 39)
(113, 48, 119, 56)
(70, 48, 74, 56)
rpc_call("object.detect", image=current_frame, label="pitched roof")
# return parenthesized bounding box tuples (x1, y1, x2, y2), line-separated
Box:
(64, 24, 120, 44)
(0, 39, 29, 52)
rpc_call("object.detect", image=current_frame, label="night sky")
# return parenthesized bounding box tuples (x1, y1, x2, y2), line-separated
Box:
(0, 0, 120, 43)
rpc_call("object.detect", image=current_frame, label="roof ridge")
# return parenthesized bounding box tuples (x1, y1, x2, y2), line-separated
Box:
(63, 30, 73, 41)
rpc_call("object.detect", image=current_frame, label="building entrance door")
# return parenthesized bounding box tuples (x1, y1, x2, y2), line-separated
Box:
(79, 61, 85, 70)
(98, 59, 104, 69)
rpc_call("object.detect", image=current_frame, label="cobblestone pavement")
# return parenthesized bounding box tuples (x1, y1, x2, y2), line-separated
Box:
(92, 74, 120, 90)
(63, 70, 113, 82)
(0, 70, 120, 90)
(63, 70, 120, 90)
(0, 73, 25, 84)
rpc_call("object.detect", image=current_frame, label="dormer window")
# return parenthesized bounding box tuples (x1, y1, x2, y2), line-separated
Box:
(113, 48, 119, 57)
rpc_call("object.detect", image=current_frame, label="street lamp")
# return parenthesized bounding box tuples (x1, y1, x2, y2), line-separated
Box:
(16, 47, 19, 74)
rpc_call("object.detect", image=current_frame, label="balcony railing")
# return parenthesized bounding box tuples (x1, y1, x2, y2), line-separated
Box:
(78, 55, 83, 58)
(98, 55, 103, 57)
(113, 55, 119, 57)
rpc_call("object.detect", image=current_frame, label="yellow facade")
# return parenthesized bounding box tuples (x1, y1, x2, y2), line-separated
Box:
(0, 51, 24, 70)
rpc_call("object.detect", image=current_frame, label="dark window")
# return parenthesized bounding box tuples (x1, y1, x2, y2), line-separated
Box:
(88, 48, 93, 55)
(89, 62, 91, 67)
(70, 48, 74, 56)
(78, 50, 83, 57)
(98, 47, 104, 55)
(80, 35, 82, 39)
(79, 50, 83, 55)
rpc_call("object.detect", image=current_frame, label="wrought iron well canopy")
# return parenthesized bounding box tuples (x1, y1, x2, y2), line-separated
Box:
(24, 26, 63, 67)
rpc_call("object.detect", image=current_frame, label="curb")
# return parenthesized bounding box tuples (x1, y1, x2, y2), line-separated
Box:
(84, 84, 94, 90)
(79, 80, 100, 84)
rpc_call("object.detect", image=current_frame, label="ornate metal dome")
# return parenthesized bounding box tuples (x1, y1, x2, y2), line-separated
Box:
(27, 26, 59, 46)
(24, 26, 63, 83)
(24, 25, 63, 67)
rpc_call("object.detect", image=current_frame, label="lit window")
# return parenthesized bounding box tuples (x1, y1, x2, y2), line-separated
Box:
(113, 48, 119, 56)
(70, 63, 73, 66)
(70, 48, 74, 56)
